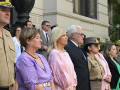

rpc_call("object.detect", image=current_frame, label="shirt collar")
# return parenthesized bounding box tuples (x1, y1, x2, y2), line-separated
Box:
(42, 29, 47, 36)
(70, 39, 78, 47)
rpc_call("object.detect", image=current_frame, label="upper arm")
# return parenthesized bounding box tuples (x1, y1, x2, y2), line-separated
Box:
(88, 59, 92, 72)
(16, 58, 38, 89)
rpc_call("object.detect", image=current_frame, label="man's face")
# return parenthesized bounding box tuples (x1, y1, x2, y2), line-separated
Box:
(71, 28, 84, 46)
(27, 22, 33, 27)
(0, 7, 10, 25)
(42, 22, 50, 32)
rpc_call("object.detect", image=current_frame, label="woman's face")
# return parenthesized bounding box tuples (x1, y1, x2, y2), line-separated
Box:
(16, 27, 22, 37)
(57, 32, 68, 47)
(88, 44, 99, 54)
(109, 45, 117, 57)
(27, 33, 42, 50)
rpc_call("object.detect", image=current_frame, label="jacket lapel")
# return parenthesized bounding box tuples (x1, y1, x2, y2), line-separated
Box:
(108, 57, 119, 73)
(69, 40, 86, 64)
(40, 30, 47, 43)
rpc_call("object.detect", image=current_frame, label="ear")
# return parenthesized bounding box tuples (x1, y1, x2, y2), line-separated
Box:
(26, 39, 30, 45)
(88, 46, 91, 51)
(71, 33, 74, 39)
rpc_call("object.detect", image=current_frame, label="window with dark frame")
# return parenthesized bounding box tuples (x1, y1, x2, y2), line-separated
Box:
(73, 0, 97, 19)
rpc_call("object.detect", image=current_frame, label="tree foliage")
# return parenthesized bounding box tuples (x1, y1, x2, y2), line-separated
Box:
(108, 0, 120, 41)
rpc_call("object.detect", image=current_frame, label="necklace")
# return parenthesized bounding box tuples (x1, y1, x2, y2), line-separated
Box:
(24, 51, 38, 59)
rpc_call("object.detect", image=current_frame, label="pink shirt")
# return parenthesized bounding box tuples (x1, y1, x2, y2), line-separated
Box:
(48, 49, 77, 90)
(95, 53, 111, 90)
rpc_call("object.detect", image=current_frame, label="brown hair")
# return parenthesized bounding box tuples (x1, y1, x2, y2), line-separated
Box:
(20, 27, 40, 47)
(104, 43, 114, 57)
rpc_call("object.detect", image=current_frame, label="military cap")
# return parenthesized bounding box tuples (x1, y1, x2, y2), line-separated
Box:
(0, 0, 13, 8)
(84, 37, 100, 45)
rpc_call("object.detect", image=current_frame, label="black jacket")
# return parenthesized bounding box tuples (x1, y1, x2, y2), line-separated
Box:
(105, 56, 120, 89)
(65, 40, 90, 90)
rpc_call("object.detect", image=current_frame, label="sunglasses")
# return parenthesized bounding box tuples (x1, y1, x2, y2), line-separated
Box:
(46, 25, 50, 27)
(94, 44, 100, 47)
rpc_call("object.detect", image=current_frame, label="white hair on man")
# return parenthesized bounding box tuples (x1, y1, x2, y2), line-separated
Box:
(67, 25, 82, 38)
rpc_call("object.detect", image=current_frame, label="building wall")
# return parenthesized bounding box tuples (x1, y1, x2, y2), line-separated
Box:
(29, 0, 43, 29)
(30, 0, 109, 41)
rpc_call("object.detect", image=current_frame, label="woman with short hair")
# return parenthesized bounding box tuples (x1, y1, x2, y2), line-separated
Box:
(15, 27, 55, 90)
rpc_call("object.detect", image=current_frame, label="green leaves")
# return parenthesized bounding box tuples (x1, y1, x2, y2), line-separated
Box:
(108, 0, 120, 41)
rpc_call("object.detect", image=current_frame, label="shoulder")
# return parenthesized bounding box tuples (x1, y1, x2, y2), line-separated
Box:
(40, 30, 43, 35)
(48, 49, 60, 61)
(12, 37, 16, 41)
(65, 43, 72, 50)
(49, 49, 60, 54)
(3, 29, 13, 42)
(87, 54, 93, 62)
(12, 36, 16, 39)
(16, 53, 35, 66)
(40, 30, 44, 34)
(3, 29, 11, 36)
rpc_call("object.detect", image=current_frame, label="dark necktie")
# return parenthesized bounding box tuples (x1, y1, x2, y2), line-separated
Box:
(78, 46, 87, 63)
(46, 33, 48, 43)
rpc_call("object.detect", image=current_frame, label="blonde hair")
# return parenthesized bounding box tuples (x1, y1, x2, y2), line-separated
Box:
(48, 27, 66, 53)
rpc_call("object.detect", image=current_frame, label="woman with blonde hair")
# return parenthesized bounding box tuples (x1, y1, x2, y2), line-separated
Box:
(48, 27, 77, 90)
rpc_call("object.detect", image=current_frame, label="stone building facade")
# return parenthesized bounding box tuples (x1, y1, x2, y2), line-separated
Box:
(29, 0, 109, 40)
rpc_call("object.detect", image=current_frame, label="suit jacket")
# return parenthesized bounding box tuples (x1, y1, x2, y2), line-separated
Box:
(65, 39, 90, 90)
(38, 30, 51, 59)
(105, 56, 120, 89)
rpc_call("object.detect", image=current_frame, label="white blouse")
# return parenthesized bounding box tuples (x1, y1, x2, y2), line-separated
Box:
(12, 37, 21, 63)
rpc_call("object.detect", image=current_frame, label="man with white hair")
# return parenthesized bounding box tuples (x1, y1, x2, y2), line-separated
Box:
(65, 25, 90, 90)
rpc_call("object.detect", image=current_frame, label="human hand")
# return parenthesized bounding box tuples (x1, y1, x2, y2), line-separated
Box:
(105, 75, 111, 83)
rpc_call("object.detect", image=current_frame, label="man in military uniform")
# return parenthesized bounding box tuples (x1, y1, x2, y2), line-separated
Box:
(0, 0, 15, 90)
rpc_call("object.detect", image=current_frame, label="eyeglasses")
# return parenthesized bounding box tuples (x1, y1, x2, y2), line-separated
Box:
(16, 30, 22, 32)
(46, 25, 50, 27)
(74, 33, 85, 36)
(94, 44, 100, 47)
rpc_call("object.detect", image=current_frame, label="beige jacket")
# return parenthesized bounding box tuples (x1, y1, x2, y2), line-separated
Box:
(87, 53, 104, 80)
(0, 29, 15, 86)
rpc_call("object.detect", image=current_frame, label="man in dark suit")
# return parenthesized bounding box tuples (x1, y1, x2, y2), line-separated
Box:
(38, 21, 51, 59)
(65, 25, 90, 90)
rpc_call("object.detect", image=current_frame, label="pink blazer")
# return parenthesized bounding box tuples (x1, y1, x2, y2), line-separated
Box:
(95, 53, 111, 90)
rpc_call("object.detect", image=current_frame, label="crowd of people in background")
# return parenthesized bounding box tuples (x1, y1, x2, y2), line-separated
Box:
(0, 0, 120, 90)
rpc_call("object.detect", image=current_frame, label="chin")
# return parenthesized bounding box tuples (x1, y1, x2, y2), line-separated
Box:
(5, 21, 9, 24)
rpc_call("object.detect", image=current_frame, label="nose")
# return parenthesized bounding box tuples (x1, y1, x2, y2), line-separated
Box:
(40, 39, 42, 42)
(5, 8, 10, 14)
(6, 11, 10, 16)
